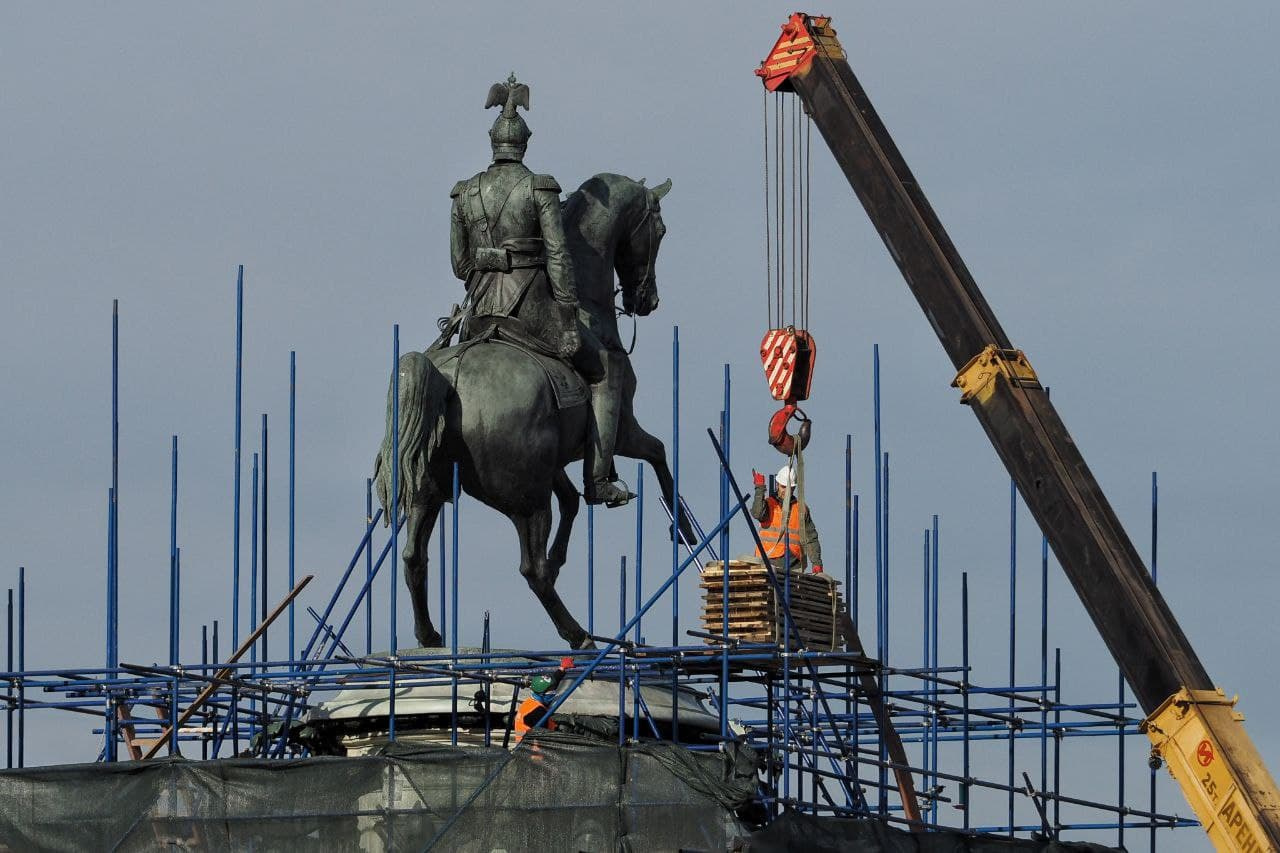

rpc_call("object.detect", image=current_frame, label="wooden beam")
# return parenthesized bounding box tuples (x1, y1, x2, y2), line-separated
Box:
(140, 574, 313, 760)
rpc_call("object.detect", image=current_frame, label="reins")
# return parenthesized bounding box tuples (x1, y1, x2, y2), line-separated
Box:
(614, 196, 660, 356)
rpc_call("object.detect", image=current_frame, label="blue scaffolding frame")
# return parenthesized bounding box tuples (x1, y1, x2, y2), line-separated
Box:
(0, 272, 1198, 847)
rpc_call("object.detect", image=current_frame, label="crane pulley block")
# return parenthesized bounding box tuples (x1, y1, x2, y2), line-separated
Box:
(761, 328, 816, 457)
(952, 345, 1040, 406)
(755, 13, 845, 93)
(760, 326, 816, 403)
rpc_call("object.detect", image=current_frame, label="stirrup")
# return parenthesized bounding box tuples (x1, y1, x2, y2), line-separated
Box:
(586, 479, 636, 508)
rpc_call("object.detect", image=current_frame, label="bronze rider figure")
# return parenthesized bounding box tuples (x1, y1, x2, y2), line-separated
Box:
(449, 74, 636, 508)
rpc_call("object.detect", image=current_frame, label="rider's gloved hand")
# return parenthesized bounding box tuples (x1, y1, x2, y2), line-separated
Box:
(752, 469, 765, 487)
(811, 564, 823, 574)
(556, 302, 581, 359)
(558, 327, 581, 359)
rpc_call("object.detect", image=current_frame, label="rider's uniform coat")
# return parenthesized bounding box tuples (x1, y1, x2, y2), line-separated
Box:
(450, 160, 577, 332)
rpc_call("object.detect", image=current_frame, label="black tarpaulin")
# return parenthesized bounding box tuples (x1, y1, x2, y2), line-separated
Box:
(0, 732, 751, 852)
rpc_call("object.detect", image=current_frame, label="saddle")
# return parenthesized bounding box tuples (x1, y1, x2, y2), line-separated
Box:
(433, 324, 588, 410)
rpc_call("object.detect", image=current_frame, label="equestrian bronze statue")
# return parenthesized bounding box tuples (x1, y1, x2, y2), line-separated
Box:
(375, 75, 687, 649)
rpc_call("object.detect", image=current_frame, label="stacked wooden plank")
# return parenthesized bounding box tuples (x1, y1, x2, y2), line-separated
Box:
(700, 560, 841, 651)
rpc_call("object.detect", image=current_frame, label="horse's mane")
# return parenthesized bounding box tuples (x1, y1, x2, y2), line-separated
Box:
(562, 173, 645, 227)
(561, 172, 658, 317)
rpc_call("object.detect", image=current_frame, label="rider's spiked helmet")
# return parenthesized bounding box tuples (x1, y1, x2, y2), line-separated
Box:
(486, 73, 532, 162)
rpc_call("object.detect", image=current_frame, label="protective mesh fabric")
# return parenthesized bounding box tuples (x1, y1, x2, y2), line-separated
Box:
(0, 735, 1130, 851)
(0, 731, 748, 852)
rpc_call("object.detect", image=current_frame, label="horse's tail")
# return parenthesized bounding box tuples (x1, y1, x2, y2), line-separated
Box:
(374, 351, 449, 524)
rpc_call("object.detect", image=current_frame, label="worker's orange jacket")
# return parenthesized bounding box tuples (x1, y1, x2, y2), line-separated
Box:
(754, 496, 804, 562)
(514, 697, 557, 740)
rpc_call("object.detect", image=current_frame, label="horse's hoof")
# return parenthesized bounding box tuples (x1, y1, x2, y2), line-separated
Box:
(573, 636, 597, 651)
(418, 633, 444, 649)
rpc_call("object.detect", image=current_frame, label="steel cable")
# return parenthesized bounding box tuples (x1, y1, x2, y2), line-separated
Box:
(763, 89, 772, 329)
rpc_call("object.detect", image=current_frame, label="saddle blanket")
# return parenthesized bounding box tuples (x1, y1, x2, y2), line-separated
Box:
(494, 339, 588, 410)
(434, 336, 588, 410)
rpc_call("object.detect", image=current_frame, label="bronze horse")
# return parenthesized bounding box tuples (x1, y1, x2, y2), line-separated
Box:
(376, 174, 686, 649)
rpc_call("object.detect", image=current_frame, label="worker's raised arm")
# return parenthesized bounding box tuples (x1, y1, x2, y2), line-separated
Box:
(750, 470, 770, 522)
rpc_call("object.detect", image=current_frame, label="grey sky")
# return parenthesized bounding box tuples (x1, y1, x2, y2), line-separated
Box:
(2, 2, 1277, 842)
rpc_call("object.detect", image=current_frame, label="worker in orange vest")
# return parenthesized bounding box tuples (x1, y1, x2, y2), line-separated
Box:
(514, 656, 574, 739)
(751, 464, 824, 573)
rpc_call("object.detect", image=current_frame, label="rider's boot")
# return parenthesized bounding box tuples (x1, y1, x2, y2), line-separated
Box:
(584, 350, 636, 508)
(589, 479, 636, 508)
(566, 310, 605, 383)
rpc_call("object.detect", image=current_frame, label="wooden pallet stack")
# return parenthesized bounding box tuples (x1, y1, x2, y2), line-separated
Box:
(700, 560, 842, 651)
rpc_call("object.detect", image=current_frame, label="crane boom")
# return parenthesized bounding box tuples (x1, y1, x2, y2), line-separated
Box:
(757, 13, 1279, 851)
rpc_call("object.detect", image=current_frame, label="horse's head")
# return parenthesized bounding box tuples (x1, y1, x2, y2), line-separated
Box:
(615, 178, 671, 317)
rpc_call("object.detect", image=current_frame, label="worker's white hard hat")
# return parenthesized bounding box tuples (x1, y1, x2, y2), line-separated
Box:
(775, 465, 796, 488)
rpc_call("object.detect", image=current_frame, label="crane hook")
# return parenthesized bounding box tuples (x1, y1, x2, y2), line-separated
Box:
(768, 403, 812, 457)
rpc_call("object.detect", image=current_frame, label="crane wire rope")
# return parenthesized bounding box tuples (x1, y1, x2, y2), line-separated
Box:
(798, 110, 808, 327)
(762, 91, 813, 332)
(763, 88, 772, 330)
(791, 91, 798, 327)
(793, 94, 799, 326)
(776, 91, 785, 325)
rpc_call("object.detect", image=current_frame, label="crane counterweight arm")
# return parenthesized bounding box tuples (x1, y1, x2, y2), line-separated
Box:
(759, 13, 1280, 851)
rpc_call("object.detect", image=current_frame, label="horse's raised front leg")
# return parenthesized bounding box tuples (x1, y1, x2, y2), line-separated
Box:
(546, 469, 580, 584)
(614, 413, 699, 549)
(403, 498, 444, 648)
(513, 504, 593, 650)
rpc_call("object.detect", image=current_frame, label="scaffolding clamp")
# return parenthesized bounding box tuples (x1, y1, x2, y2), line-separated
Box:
(952, 345, 1040, 406)
(1141, 687, 1280, 853)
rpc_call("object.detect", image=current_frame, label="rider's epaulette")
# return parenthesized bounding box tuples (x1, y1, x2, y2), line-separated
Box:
(449, 180, 468, 198)
(531, 174, 562, 194)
